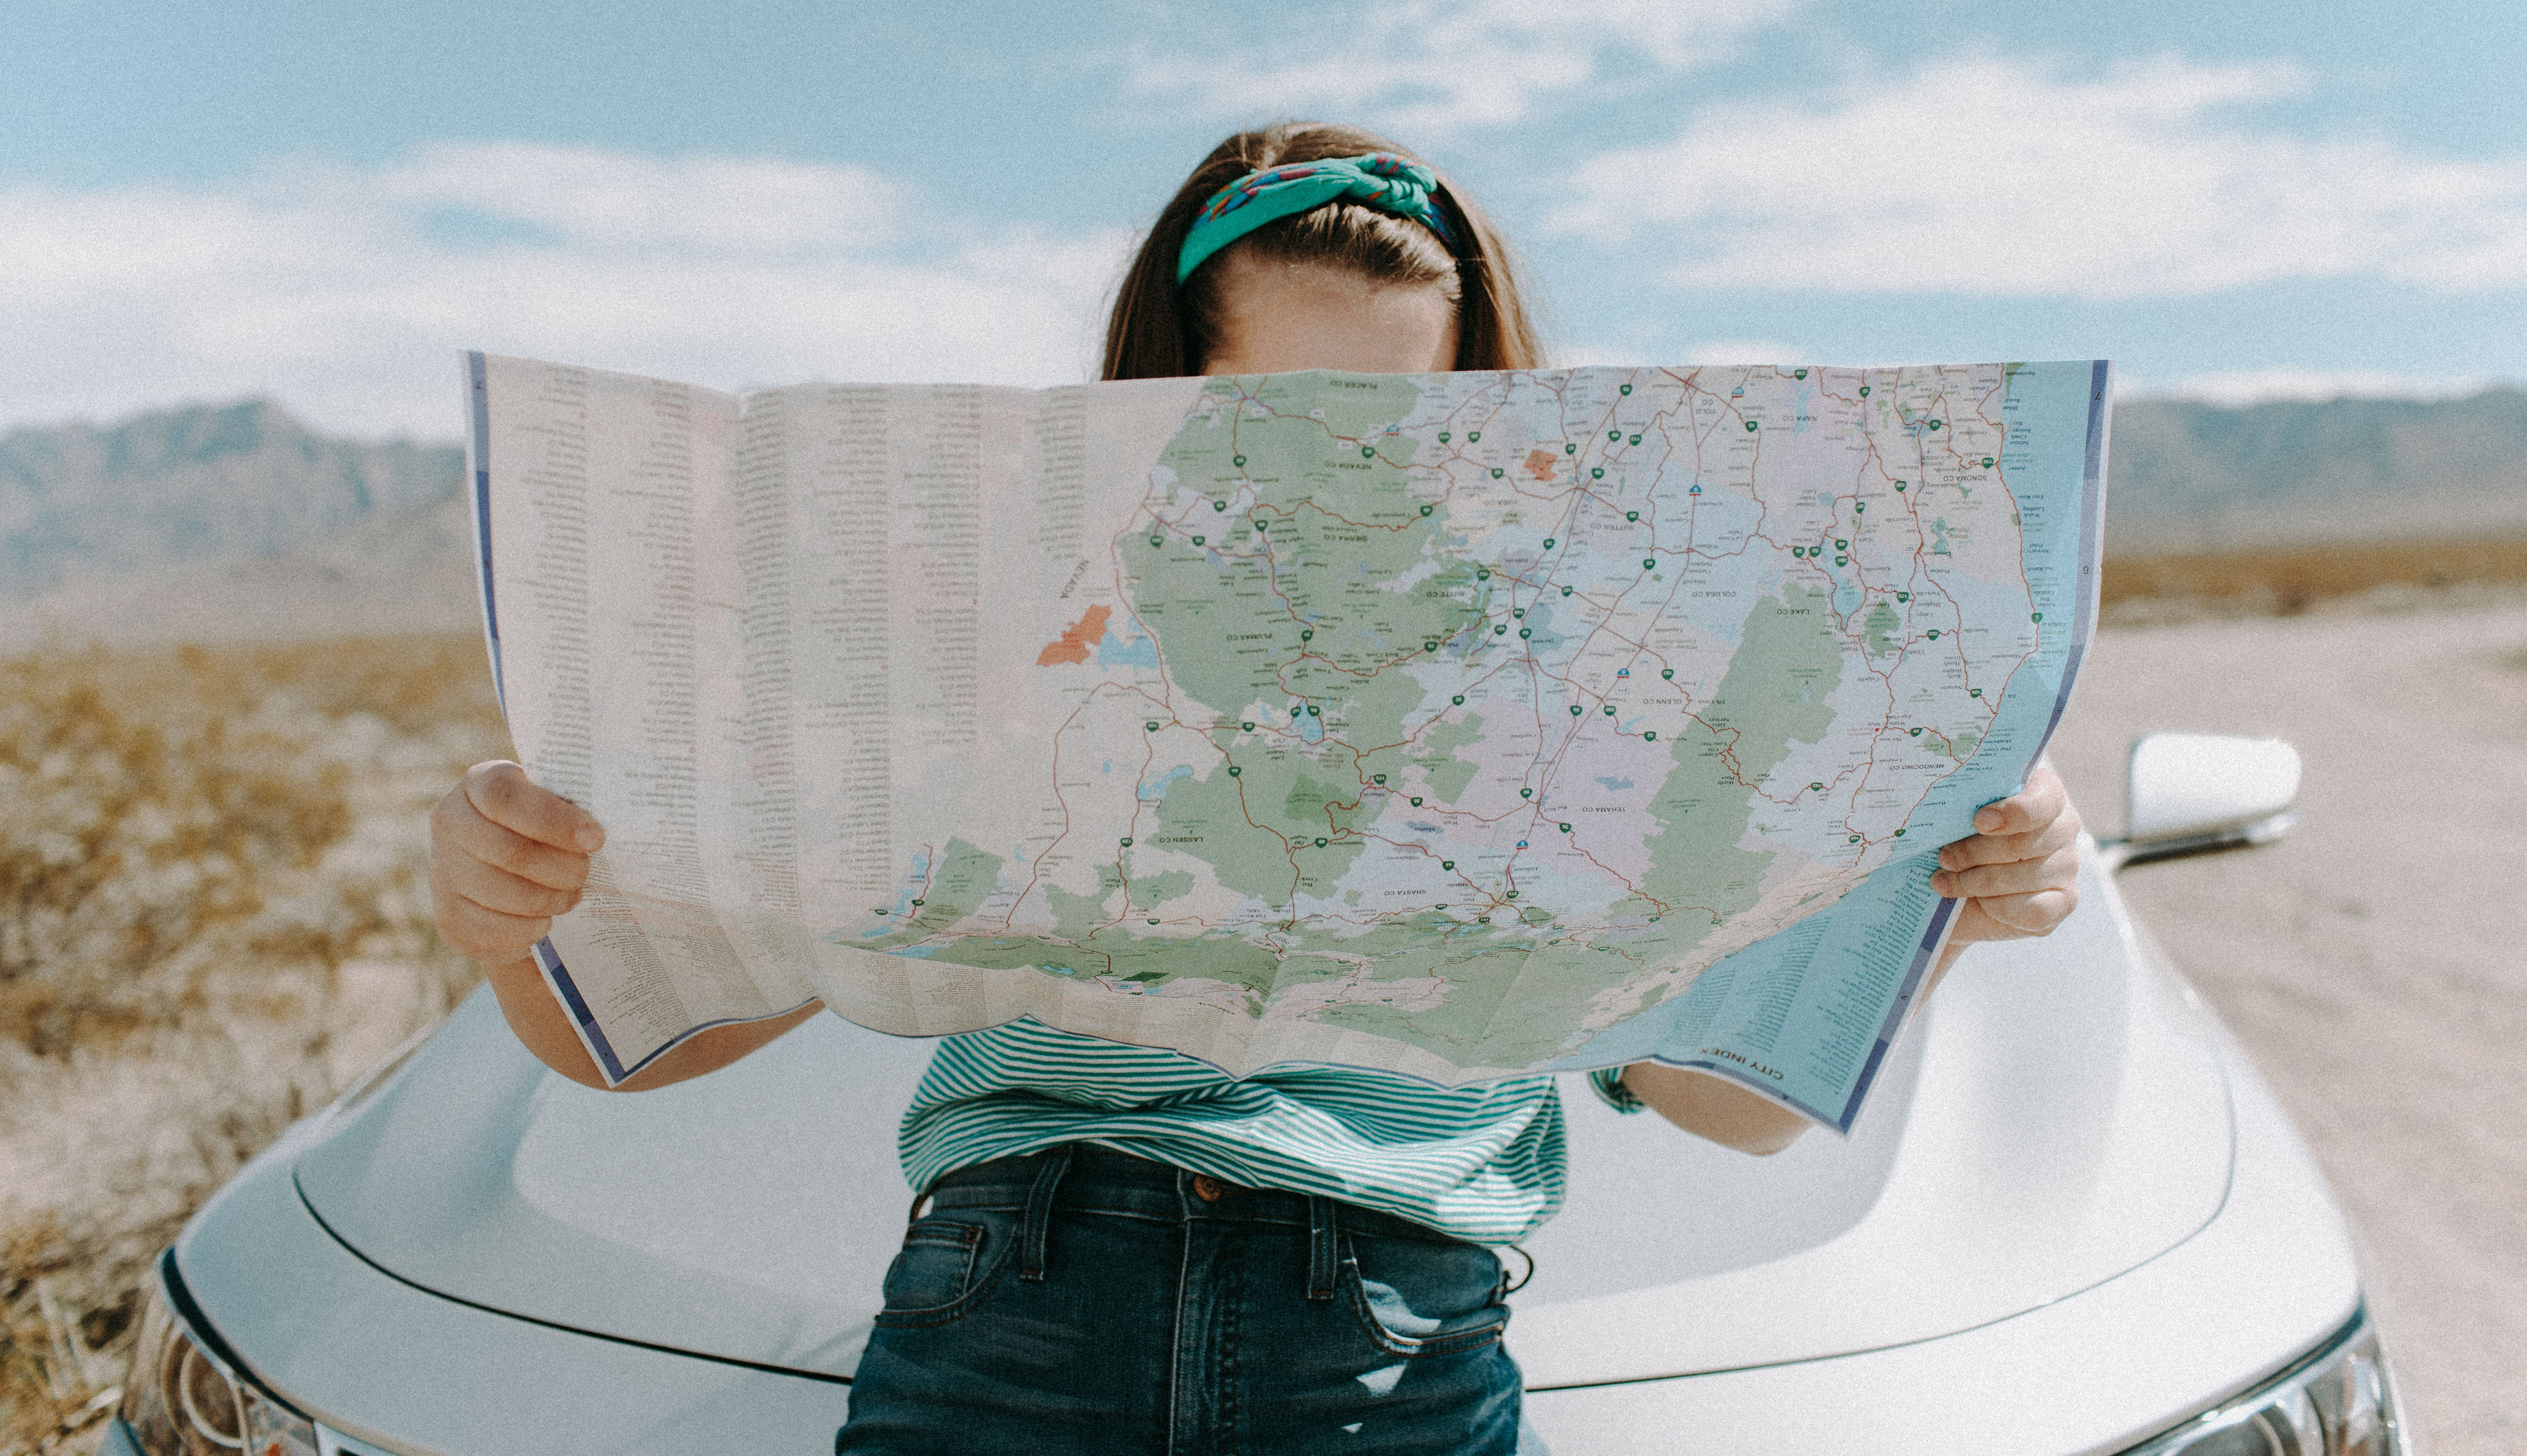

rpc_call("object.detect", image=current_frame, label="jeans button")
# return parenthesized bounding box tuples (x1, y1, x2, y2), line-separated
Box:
(1192, 1174, 1227, 1202)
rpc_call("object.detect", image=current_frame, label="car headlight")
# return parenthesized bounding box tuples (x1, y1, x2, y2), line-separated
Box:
(2122, 1308, 2403, 1455)
(119, 1251, 319, 1456)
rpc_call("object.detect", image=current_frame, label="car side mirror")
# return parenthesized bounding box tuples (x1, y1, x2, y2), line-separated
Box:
(2108, 732, 2301, 869)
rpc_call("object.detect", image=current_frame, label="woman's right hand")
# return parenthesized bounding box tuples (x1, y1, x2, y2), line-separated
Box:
(430, 760, 817, 1090)
(428, 761, 606, 965)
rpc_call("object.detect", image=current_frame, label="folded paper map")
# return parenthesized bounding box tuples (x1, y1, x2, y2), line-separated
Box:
(465, 353, 2108, 1129)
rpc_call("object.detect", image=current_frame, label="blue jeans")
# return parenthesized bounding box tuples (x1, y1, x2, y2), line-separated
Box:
(836, 1144, 1525, 1455)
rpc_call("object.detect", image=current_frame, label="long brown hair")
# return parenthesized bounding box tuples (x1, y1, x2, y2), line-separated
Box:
(1102, 122, 1544, 381)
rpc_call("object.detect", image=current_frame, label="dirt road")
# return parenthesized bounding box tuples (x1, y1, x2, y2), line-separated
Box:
(2047, 595, 2527, 1455)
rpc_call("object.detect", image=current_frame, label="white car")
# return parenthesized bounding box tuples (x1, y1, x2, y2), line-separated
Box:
(108, 735, 2411, 1455)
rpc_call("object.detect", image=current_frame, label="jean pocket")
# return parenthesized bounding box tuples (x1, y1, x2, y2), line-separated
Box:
(875, 1215, 1005, 1326)
(1340, 1231, 1511, 1358)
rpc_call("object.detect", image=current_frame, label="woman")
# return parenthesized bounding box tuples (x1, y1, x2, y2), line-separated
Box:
(428, 122, 2082, 1454)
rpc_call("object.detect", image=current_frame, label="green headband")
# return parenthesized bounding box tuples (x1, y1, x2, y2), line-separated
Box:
(1176, 152, 1458, 284)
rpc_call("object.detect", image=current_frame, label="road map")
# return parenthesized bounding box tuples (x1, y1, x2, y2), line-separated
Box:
(467, 353, 2108, 1129)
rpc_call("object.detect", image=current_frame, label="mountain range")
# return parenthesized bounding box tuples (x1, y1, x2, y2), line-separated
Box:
(0, 401, 474, 648)
(4, 386, 2522, 646)
(1, 400, 461, 596)
(2108, 389, 2527, 553)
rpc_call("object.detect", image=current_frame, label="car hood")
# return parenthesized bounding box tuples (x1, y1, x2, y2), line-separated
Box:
(295, 854, 2231, 1384)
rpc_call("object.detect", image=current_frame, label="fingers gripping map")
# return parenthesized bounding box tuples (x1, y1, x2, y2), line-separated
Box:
(468, 354, 2107, 1129)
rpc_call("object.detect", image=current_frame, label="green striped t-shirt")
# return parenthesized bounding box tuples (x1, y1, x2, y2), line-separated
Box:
(899, 1019, 1641, 1244)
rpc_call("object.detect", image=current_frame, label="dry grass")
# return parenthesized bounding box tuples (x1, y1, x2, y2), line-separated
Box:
(2101, 533, 2527, 622)
(0, 632, 505, 1453)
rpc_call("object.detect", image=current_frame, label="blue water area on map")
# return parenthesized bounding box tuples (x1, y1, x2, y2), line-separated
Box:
(1141, 765, 1192, 800)
(1545, 361, 2104, 1133)
(1898, 360, 2100, 844)
(1098, 628, 1160, 670)
(1549, 854, 1945, 1132)
(885, 851, 934, 922)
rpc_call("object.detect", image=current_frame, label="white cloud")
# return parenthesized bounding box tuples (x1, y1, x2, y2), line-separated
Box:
(0, 144, 1128, 438)
(368, 142, 914, 254)
(1557, 54, 2527, 298)
(2128, 368, 2500, 406)
(1128, 0, 1802, 134)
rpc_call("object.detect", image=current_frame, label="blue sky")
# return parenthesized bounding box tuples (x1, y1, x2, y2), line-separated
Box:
(5, 0, 2522, 436)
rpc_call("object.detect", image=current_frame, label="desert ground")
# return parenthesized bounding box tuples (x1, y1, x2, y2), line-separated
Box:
(2, 589, 2520, 1453)
(0, 635, 505, 1451)
(2049, 589, 2527, 1456)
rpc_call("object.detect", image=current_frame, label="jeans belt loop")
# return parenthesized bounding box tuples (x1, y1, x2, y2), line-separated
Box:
(1306, 1194, 1338, 1301)
(1019, 1144, 1076, 1284)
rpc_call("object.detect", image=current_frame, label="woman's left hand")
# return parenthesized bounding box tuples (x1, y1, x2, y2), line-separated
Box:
(1932, 763, 2083, 944)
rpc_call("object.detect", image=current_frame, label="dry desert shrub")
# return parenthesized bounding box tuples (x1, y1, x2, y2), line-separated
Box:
(0, 653, 348, 1054)
(2101, 533, 2527, 622)
(0, 632, 505, 1452)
